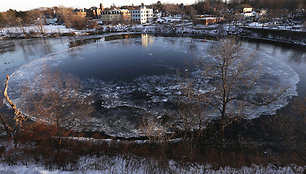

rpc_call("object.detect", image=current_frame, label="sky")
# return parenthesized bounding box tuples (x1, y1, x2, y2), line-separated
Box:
(0, 0, 195, 12)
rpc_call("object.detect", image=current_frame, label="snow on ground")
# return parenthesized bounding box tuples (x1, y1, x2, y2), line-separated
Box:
(0, 160, 305, 174)
(0, 22, 304, 45)
(1, 135, 304, 173)
(0, 25, 93, 37)
(234, 22, 305, 32)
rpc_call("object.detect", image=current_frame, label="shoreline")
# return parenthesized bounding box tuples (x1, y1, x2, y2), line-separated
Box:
(1, 24, 305, 50)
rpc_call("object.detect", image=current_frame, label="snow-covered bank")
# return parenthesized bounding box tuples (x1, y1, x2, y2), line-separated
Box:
(0, 161, 305, 174)
(0, 25, 95, 38)
(1, 23, 305, 47)
(240, 22, 305, 32)
(85, 23, 306, 47)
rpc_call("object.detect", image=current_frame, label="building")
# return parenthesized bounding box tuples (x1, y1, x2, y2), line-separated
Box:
(86, 7, 102, 18)
(243, 7, 253, 13)
(120, 9, 132, 21)
(101, 9, 131, 23)
(195, 15, 224, 25)
(101, 10, 121, 23)
(132, 5, 153, 24)
(73, 9, 87, 18)
(235, 4, 253, 13)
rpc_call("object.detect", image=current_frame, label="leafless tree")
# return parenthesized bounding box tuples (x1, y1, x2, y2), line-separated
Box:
(176, 75, 211, 141)
(140, 116, 174, 163)
(140, 117, 171, 143)
(19, 67, 94, 146)
(162, 4, 181, 15)
(25, 9, 45, 35)
(57, 7, 74, 28)
(186, 37, 290, 145)
(0, 13, 6, 35)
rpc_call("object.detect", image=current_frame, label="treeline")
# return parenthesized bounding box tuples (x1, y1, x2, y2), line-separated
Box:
(0, 7, 97, 30)
(152, 0, 304, 17)
(227, 0, 304, 9)
(193, 0, 304, 14)
(0, 0, 304, 29)
(0, 8, 54, 27)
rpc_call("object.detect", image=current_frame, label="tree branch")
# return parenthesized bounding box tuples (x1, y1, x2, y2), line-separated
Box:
(3, 75, 25, 126)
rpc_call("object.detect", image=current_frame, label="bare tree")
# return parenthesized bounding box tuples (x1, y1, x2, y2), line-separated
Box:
(0, 13, 6, 35)
(162, 3, 181, 15)
(140, 117, 170, 143)
(70, 14, 87, 30)
(24, 9, 45, 35)
(140, 116, 174, 162)
(20, 67, 94, 146)
(176, 75, 211, 141)
(57, 7, 74, 28)
(190, 37, 290, 145)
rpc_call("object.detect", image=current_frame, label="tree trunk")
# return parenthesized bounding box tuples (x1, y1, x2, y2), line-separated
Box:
(56, 117, 61, 149)
(220, 103, 226, 146)
(3, 75, 25, 126)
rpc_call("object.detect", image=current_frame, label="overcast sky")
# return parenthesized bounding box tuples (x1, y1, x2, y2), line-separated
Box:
(0, 0, 196, 12)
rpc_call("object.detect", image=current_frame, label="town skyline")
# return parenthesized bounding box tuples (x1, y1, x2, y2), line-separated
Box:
(0, 0, 195, 12)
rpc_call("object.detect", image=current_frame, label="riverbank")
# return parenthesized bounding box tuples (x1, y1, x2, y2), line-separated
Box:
(1, 24, 305, 48)
(0, 128, 305, 173)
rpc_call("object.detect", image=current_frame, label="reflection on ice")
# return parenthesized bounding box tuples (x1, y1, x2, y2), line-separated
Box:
(7, 36, 299, 138)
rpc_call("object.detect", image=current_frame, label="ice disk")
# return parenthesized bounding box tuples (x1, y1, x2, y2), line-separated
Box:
(7, 36, 299, 138)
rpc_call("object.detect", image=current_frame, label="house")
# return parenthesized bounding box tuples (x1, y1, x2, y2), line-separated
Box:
(86, 7, 102, 18)
(234, 4, 253, 13)
(120, 9, 132, 21)
(241, 4, 253, 13)
(132, 4, 154, 24)
(73, 9, 87, 18)
(259, 9, 267, 16)
(194, 15, 224, 25)
(101, 9, 122, 23)
(235, 4, 257, 21)
(101, 9, 131, 23)
(243, 7, 253, 13)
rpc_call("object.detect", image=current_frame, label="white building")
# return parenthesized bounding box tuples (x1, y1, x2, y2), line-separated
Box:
(132, 6, 153, 24)
(243, 7, 253, 13)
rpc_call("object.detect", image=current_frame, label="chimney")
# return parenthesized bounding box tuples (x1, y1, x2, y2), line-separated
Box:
(100, 3, 104, 11)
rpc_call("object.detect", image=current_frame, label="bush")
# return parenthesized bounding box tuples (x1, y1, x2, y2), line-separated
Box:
(69, 15, 87, 30)
(67, 15, 97, 30)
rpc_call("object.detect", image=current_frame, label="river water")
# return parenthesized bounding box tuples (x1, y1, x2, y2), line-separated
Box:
(0, 34, 305, 139)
